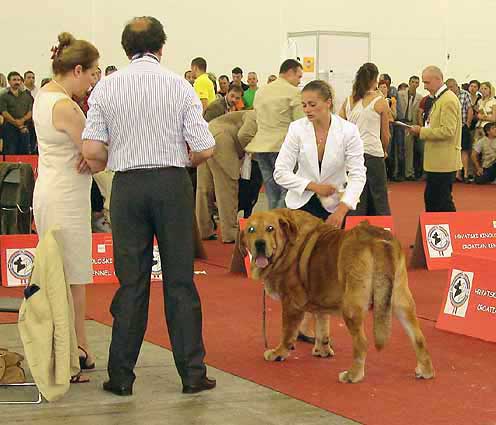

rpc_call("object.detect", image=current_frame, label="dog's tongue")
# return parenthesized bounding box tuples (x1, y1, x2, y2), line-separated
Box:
(255, 256, 269, 268)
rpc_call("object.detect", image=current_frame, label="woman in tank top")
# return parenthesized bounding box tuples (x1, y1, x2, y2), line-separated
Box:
(339, 62, 391, 216)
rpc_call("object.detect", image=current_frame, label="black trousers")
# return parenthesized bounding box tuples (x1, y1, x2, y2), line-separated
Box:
(474, 163, 496, 184)
(351, 154, 391, 216)
(2, 123, 30, 154)
(238, 160, 263, 218)
(424, 171, 456, 212)
(299, 194, 330, 220)
(108, 167, 206, 386)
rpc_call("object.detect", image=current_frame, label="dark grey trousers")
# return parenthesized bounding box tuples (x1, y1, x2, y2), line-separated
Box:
(108, 167, 206, 386)
(351, 154, 391, 216)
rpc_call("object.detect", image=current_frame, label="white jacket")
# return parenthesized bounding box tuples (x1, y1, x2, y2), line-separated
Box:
(274, 115, 366, 212)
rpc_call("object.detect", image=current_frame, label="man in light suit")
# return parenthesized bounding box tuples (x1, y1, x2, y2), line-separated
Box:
(409, 66, 462, 212)
(196, 110, 257, 242)
(397, 76, 423, 180)
(203, 85, 243, 123)
(245, 59, 305, 209)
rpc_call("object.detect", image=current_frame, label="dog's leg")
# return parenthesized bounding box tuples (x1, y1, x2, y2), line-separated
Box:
(312, 313, 334, 358)
(264, 301, 303, 362)
(339, 302, 367, 383)
(393, 283, 435, 380)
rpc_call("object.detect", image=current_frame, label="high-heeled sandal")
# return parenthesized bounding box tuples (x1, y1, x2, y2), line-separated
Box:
(78, 345, 95, 370)
(70, 372, 90, 384)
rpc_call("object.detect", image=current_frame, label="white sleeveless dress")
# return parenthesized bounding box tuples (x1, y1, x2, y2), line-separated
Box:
(33, 91, 92, 285)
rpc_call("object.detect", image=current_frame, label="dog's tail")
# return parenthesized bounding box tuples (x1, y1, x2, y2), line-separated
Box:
(372, 239, 402, 351)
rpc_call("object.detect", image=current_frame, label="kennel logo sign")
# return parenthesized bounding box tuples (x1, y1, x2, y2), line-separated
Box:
(443, 269, 473, 318)
(416, 212, 496, 270)
(425, 224, 452, 258)
(6, 248, 35, 285)
(437, 255, 496, 343)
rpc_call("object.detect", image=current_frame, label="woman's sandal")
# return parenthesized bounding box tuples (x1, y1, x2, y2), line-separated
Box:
(70, 372, 90, 384)
(78, 345, 96, 370)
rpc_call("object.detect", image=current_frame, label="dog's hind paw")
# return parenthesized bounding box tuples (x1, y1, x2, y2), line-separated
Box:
(338, 370, 364, 383)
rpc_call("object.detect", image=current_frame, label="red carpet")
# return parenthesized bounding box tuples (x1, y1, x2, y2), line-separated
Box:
(1, 182, 495, 425)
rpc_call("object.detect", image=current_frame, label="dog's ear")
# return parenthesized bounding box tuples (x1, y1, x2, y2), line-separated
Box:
(278, 217, 297, 241)
(239, 229, 248, 257)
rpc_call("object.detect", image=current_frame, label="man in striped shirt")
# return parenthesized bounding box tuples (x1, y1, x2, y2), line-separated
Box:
(82, 16, 216, 396)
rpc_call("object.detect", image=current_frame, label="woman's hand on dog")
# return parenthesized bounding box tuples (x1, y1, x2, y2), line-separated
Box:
(325, 203, 349, 229)
(307, 182, 336, 197)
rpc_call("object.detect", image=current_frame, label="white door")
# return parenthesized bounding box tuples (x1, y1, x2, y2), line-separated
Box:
(318, 34, 370, 114)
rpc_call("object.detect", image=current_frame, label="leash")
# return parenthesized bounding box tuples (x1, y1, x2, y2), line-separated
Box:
(262, 287, 268, 349)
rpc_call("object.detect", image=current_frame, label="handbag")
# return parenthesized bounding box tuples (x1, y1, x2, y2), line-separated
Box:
(0, 348, 26, 384)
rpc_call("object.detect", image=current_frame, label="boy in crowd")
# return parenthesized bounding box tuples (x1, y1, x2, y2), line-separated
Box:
(472, 122, 496, 184)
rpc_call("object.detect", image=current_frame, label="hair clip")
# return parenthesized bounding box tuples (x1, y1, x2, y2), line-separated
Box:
(50, 45, 59, 60)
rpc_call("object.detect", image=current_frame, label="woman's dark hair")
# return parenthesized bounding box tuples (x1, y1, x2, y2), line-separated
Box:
(52, 32, 99, 75)
(352, 62, 379, 102)
(302, 80, 335, 112)
(469, 79, 481, 89)
(484, 122, 496, 136)
(121, 16, 166, 58)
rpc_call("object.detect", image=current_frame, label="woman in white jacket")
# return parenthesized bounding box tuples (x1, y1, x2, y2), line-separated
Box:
(274, 80, 366, 229)
(274, 80, 366, 342)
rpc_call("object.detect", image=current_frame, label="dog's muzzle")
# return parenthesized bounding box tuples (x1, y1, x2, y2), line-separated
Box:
(254, 239, 270, 268)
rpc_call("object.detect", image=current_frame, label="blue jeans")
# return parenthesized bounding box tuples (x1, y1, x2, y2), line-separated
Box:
(3, 123, 30, 154)
(253, 152, 286, 210)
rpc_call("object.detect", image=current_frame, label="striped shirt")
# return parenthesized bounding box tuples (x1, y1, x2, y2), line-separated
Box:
(457, 89, 471, 126)
(82, 55, 215, 172)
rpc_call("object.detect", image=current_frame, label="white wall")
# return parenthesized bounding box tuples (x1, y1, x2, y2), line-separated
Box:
(1, 0, 495, 89)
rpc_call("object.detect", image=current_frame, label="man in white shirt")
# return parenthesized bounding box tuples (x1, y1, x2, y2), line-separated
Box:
(23, 71, 38, 98)
(82, 16, 216, 396)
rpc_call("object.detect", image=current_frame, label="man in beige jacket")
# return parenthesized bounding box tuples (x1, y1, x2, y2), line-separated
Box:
(245, 59, 305, 209)
(409, 66, 462, 212)
(197, 110, 257, 242)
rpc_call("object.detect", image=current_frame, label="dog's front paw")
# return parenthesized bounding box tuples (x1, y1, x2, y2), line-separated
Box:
(312, 343, 335, 358)
(264, 348, 289, 362)
(415, 363, 435, 380)
(338, 370, 364, 383)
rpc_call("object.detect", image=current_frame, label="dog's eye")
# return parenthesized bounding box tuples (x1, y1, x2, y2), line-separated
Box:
(247, 226, 256, 233)
(266, 225, 274, 232)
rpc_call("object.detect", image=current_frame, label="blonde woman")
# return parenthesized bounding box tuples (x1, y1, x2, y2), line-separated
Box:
(475, 82, 496, 142)
(274, 79, 366, 340)
(33, 32, 100, 380)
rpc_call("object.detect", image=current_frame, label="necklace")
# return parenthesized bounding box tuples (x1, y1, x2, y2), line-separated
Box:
(52, 79, 71, 97)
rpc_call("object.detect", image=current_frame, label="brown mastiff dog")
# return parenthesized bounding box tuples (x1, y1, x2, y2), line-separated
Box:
(240, 209, 434, 383)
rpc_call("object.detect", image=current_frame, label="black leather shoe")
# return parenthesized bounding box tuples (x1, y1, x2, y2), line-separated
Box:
(103, 380, 133, 396)
(182, 377, 216, 394)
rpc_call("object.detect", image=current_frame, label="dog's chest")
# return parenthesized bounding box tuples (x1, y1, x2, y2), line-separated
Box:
(263, 280, 281, 300)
